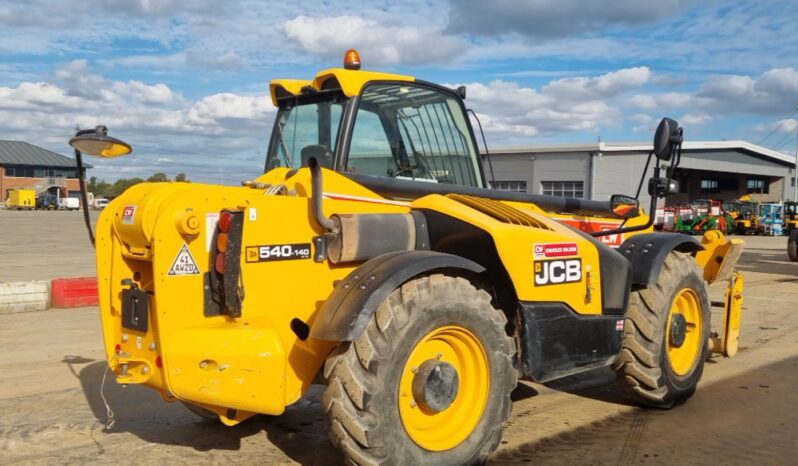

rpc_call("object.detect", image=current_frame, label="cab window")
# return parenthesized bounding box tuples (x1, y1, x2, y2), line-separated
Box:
(345, 83, 482, 187)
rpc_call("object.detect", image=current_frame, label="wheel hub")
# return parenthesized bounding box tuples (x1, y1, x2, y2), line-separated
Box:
(670, 313, 687, 348)
(411, 360, 459, 413)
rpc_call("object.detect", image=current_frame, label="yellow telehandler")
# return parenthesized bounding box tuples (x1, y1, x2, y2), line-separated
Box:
(84, 51, 744, 465)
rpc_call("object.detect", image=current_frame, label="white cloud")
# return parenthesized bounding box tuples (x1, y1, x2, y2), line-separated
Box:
(697, 68, 798, 113)
(282, 15, 466, 66)
(627, 95, 657, 111)
(454, 67, 651, 140)
(0, 61, 275, 183)
(681, 113, 712, 126)
(543, 67, 650, 100)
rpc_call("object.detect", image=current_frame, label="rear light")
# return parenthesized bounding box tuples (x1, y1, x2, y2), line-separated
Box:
(115, 344, 122, 354)
(219, 211, 233, 232)
(155, 356, 162, 368)
(216, 233, 228, 253)
(206, 209, 244, 318)
(215, 252, 226, 274)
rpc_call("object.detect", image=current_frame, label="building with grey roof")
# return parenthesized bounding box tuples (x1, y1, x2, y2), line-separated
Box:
(485, 140, 797, 210)
(0, 140, 91, 202)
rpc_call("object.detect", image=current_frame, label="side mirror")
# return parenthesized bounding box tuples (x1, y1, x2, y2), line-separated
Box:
(652, 117, 682, 161)
(69, 126, 132, 158)
(610, 194, 640, 218)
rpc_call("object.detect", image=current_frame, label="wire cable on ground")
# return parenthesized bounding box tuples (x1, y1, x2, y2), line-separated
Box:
(99, 364, 116, 431)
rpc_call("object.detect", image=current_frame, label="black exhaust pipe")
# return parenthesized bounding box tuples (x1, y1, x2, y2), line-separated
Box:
(307, 157, 336, 232)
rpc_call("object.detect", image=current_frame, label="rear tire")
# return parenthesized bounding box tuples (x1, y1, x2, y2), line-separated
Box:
(614, 251, 710, 408)
(789, 230, 798, 262)
(323, 274, 516, 466)
(181, 401, 219, 422)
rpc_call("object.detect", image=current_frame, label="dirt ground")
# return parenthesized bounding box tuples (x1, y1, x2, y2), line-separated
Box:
(0, 210, 796, 465)
(0, 210, 99, 282)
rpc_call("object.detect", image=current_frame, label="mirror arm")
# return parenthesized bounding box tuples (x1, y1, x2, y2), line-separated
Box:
(74, 146, 95, 247)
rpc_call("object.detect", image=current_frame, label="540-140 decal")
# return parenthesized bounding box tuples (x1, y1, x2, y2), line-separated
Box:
(246, 243, 312, 263)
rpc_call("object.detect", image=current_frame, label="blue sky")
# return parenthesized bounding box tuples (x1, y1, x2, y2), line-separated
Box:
(0, 0, 796, 183)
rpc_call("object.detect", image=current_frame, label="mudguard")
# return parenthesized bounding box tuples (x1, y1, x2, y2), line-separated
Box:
(618, 232, 704, 286)
(309, 250, 485, 341)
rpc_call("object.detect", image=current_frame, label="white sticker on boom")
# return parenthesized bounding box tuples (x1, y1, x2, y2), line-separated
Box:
(205, 213, 220, 252)
(168, 244, 200, 276)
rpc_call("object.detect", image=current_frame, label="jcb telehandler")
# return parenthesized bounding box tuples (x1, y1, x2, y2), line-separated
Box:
(77, 51, 744, 465)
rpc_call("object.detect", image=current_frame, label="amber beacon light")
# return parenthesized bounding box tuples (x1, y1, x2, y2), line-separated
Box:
(343, 49, 361, 70)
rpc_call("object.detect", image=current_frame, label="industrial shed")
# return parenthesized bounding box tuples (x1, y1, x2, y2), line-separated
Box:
(0, 140, 91, 201)
(486, 140, 797, 209)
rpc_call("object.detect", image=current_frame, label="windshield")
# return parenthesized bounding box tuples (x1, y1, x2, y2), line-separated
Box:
(346, 83, 483, 187)
(263, 83, 483, 189)
(266, 92, 346, 171)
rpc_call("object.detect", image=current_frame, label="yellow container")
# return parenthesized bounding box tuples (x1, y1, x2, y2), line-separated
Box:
(7, 189, 35, 210)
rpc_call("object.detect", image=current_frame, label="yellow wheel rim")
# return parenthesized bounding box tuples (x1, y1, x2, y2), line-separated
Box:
(398, 325, 489, 451)
(666, 288, 703, 376)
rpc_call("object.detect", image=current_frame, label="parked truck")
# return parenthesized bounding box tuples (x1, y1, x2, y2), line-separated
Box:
(58, 197, 80, 211)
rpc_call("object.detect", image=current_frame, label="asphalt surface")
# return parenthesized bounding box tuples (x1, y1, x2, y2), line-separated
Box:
(0, 210, 99, 282)
(0, 209, 796, 465)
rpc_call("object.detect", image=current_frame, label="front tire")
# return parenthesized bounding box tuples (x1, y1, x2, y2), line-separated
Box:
(323, 274, 516, 466)
(788, 230, 798, 262)
(614, 251, 710, 408)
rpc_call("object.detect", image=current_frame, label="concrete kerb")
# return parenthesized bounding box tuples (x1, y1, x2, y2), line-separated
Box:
(0, 280, 51, 313)
(0, 277, 99, 313)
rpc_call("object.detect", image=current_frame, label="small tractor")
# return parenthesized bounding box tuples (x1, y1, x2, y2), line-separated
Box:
(80, 51, 745, 465)
(686, 199, 732, 235)
(783, 200, 798, 234)
(672, 204, 697, 234)
(734, 201, 761, 235)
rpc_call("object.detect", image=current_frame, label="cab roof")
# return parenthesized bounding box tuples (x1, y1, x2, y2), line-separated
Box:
(269, 68, 415, 106)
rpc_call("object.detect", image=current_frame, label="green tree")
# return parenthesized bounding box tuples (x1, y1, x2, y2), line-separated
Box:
(175, 172, 189, 182)
(147, 172, 169, 182)
(88, 176, 113, 197)
(112, 177, 145, 196)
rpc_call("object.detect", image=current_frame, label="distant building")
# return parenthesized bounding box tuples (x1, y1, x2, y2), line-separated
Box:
(0, 140, 91, 201)
(486, 140, 797, 208)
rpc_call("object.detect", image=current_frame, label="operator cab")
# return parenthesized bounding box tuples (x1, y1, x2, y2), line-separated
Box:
(265, 53, 484, 189)
(264, 51, 693, 234)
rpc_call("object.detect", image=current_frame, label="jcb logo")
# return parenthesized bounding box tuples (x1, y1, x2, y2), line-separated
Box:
(534, 259, 582, 286)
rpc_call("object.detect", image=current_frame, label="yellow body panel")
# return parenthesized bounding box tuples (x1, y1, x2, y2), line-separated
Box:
(96, 171, 412, 417)
(7, 189, 35, 209)
(411, 195, 605, 315)
(96, 166, 741, 419)
(270, 68, 415, 105)
(694, 230, 744, 284)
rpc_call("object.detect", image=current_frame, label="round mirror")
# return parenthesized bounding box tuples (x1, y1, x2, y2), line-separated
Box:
(69, 134, 132, 158)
